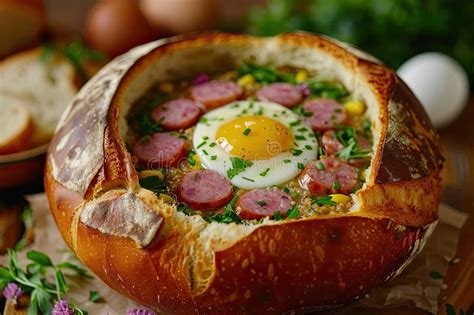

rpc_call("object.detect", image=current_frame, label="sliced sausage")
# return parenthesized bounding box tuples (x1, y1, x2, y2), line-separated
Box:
(299, 157, 357, 196)
(177, 169, 234, 211)
(190, 80, 243, 109)
(256, 83, 303, 108)
(237, 189, 292, 220)
(303, 99, 347, 131)
(151, 98, 202, 130)
(133, 133, 187, 169)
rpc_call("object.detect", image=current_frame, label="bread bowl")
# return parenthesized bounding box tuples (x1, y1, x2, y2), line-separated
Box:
(45, 32, 443, 313)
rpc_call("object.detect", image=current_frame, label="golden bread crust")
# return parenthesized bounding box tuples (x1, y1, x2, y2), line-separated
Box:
(45, 32, 443, 313)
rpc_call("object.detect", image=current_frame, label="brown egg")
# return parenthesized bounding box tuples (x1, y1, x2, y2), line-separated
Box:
(139, 0, 218, 34)
(84, 0, 158, 58)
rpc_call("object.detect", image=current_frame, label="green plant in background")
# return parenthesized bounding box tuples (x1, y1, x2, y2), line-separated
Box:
(247, 0, 474, 89)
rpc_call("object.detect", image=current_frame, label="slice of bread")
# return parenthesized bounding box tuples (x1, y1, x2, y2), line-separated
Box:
(0, 0, 45, 58)
(0, 48, 78, 146)
(0, 102, 32, 154)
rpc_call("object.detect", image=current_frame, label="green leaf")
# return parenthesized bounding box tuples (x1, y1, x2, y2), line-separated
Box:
(57, 262, 94, 279)
(89, 290, 104, 303)
(28, 292, 39, 315)
(55, 269, 69, 294)
(0, 266, 12, 280)
(445, 304, 456, 315)
(34, 288, 53, 314)
(27, 250, 53, 267)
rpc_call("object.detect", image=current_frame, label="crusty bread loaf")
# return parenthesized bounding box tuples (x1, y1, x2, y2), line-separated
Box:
(0, 102, 32, 155)
(45, 33, 444, 314)
(0, 0, 45, 58)
(0, 48, 78, 146)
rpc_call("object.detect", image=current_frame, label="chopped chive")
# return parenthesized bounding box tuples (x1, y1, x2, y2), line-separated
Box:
(243, 128, 251, 136)
(284, 159, 291, 164)
(273, 211, 283, 221)
(199, 117, 208, 123)
(333, 181, 341, 190)
(295, 135, 306, 141)
(297, 162, 305, 170)
(209, 142, 216, 147)
(289, 120, 301, 127)
(197, 141, 207, 148)
(291, 149, 303, 156)
(211, 155, 217, 160)
(290, 191, 300, 199)
(256, 200, 267, 207)
(203, 136, 209, 140)
(242, 176, 255, 182)
(316, 162, 325, 170)
(285, 206, 299, 219)
(283, 186, 290, 193)
(202, 150, 209, 155)
(259, 168, 270, 176)
(297, 127, 308, 132)
(305, 145, 312, 150)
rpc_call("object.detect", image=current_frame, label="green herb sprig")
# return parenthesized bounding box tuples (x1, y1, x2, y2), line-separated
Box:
(227, 157, 253, 179)
(311, 195, 336, 206)
(237, 62, 295, 83)
(128, 94, 166, 137)
(205, 194, 241, 224)
(0, 249, 94, 315)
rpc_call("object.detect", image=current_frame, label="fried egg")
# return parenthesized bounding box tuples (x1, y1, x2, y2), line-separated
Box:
(193, 101, 318, 189)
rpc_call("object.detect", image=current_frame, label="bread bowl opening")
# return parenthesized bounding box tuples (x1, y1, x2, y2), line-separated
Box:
(116, 35, 380, 227)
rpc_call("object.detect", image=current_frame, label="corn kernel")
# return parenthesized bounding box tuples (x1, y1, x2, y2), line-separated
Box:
(159, 82, 174, 93)
(139, 169, 164, 180)
(344, 100, 366, 115)
(237, 74, 255, 87)
(159, 193, 174, 204)
(295, 70, 308, 82)
(329, 194, 351, 204)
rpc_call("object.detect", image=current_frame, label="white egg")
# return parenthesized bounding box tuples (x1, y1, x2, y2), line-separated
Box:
(397, 52, 469, 128)
(193, 101, 318, 189)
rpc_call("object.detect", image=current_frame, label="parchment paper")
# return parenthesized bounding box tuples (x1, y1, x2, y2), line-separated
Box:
(1, 194, 469, 314)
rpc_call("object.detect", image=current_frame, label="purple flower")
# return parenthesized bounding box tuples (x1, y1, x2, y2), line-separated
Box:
(52, 299, 74, 315)
(298, 83, 310, 98)
(193, 73, 209, 85)
(3, 282, 22, 300)
(127, 308, 157, 315)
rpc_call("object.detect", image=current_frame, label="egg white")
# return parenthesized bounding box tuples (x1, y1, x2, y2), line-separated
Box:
(193, 101, 318, 189)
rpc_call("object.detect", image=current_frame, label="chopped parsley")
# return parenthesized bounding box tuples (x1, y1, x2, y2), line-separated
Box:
(205, 194, 241, 224)
(237, 62, 295, 84)
(187, 150, 197, 166)
(259, 168, 270, 176)
(273, 211, 283, 221)
(243, 128, 251, 136)
(285, 205, 299, 219)
(127, 94, 165, 137)
(311, 195, 336, 206)
(227, 157, 253, 179)
(316, 161, 326, 170)
(291, 149, 303, 156)
(139, 175, 167, 195)
(177, 204, 194, 216)
(333, 181, 341, 190)
(256, 200, 267, 207)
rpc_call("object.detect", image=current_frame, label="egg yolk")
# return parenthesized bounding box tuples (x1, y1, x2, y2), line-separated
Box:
(215, 116, 293, 160)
